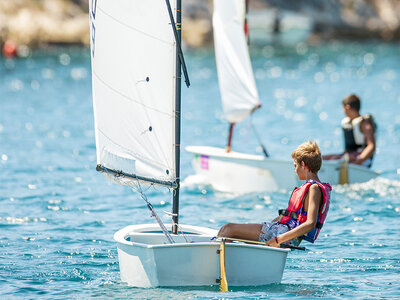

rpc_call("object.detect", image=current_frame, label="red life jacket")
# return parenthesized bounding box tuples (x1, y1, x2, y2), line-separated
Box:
(279, 180, 332, 243)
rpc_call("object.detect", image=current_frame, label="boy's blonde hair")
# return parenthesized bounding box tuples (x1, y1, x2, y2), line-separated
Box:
(291, 141, 322, 173)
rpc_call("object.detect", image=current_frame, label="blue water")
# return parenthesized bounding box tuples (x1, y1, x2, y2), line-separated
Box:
(1, 41, 400, 299)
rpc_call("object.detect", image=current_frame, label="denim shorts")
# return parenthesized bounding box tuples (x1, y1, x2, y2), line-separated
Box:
(258, 221, 300, 246)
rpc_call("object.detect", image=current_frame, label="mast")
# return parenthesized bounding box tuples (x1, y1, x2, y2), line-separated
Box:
(226, 123, 235, 153)
(172, 0, 182, 234)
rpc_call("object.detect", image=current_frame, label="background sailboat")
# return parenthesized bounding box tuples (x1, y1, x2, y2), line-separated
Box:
(185, 0, 378, 194)
(89, 0, 290, 288)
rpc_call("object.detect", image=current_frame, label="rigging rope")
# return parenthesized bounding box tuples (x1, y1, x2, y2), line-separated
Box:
(250, 119, 269, 157)
(134, 179, 175, 244)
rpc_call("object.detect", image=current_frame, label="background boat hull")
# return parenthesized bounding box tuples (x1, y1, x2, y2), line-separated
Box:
(185, 146, 379, 193)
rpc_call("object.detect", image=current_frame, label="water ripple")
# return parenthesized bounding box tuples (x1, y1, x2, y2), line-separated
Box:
(1, 44, 400, 299)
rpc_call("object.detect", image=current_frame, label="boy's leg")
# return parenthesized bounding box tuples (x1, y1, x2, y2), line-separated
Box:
(218, 223, 263, 241)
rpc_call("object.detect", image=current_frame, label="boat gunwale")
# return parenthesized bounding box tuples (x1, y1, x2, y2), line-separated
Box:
(114, 224, 289, 253)
(185, 145, 267, 161)
(116, 239, 290, 253)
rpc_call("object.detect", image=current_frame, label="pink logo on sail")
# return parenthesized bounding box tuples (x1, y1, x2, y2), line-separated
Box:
(200, 155, 209, 170)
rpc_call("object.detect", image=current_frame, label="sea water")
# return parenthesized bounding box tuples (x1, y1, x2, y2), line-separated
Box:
(0, 41, 399, 299)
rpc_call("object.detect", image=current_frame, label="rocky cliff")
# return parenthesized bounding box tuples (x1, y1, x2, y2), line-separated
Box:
(1, 0, 399, 52)
(0, 0, 89, 47)
(264, 0, 400, 40)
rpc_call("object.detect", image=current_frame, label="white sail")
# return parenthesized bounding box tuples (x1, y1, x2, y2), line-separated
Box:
(89, 0, 177, 186)
(213, 0, 261, 124)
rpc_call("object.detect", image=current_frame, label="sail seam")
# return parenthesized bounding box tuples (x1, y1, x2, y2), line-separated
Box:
(96, 127, 175, 181)
(97, 6, 173, 46)
(93, 69, 174, 118)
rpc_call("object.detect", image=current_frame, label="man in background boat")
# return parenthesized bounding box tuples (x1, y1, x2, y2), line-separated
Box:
(218, 141, 332, 247)
(323, 94, 376, 168)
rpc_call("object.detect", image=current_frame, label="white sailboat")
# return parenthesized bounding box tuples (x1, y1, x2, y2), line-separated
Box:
(89, 0, 290, 288)
(185, 0, 378, 194)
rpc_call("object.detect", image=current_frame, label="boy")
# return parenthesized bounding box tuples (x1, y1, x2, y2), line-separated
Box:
(218, 141, 332, 247)
(323, 94, 376, 168)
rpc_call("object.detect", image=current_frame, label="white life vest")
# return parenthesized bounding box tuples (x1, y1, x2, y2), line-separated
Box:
(342, 116, 365, 152)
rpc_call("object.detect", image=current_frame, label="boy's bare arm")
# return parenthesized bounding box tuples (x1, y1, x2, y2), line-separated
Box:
(359, 120, 376, 162)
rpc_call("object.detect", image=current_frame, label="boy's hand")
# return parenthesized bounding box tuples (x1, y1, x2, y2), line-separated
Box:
(265, 237, 279, 248)
(348, 152, 361, 164)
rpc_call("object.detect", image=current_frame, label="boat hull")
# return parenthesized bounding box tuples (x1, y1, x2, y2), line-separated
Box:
(184, 146, 379, 193)
(114, 224, 289, 287)
(184, 146, 299, 193)
(318, 159, 379, 185)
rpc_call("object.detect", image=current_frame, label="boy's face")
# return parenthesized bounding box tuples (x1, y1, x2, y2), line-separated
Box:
(343, 104, 351, 117)
(294, 160, 307, 180)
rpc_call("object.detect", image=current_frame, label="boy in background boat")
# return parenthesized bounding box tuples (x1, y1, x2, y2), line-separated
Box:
(218, 141, 332, 247)
(323, 94, 376, 168)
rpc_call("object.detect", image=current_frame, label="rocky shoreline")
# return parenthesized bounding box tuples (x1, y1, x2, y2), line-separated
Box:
(1, 0, 400, 56)
(0, 0, 90, 48)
